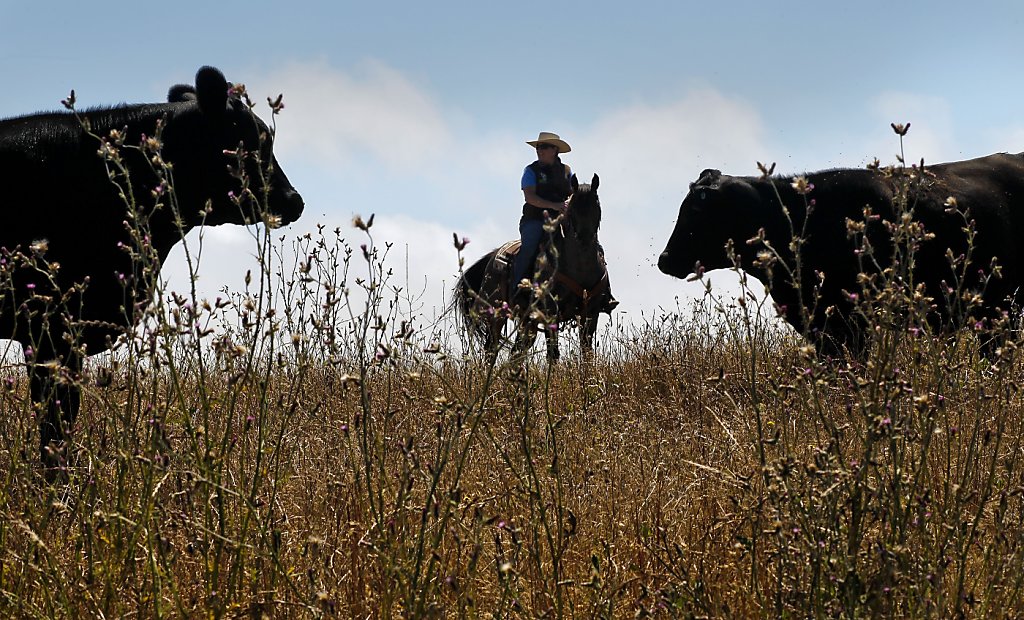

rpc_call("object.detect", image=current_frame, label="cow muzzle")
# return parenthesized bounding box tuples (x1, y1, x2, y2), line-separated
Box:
(657, 250, 678, 276)
(268, 187, 304, 226)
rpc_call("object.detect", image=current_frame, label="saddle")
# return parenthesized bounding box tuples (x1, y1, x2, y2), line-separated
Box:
(491, 239, 525, 302)
(490, 238, 611, 315)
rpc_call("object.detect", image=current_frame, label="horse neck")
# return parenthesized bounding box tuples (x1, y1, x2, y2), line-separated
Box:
(556, 229, 603, 284)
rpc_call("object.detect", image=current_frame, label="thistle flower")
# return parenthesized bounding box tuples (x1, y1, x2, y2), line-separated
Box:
(452, 233, 470, 251)
(352, 213, 375, 231)
(263, 213, 282, 229)
(96, 140, 120, 162)
(267, 93, 285, 114)
(29, 239, 48, 255)
(141, 135, 162, 152)
(791, 176, 813, 195)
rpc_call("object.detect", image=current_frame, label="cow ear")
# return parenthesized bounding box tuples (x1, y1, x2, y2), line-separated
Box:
(194, 66, 228, 118)
(591, 173, 599, 192)
(571, 175, 579, 193)
(690, 168, 722, 191)
(167, 84, 196, 103)
(698, 169, 721, 184)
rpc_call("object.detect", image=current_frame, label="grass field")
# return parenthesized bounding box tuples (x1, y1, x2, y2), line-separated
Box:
(2, 113, 1023, 618)
(1, 214, 1023, 619)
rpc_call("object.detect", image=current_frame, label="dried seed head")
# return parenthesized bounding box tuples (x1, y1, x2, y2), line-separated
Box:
(890, 122, 911, 136)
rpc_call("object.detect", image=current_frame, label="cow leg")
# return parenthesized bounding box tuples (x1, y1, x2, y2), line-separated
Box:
(977, 306, 1012, 361)
(818, 309, 868, 360)
(1007, 293, 1024, 352)
(31, 344, 82, 474)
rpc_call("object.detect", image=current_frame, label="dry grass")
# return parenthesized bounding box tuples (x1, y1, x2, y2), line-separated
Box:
(2, 289, 1024, 618)
(3, 113, 1024, 618)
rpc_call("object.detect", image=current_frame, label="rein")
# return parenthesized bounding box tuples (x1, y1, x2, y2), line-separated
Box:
(553, 268, 609, 316)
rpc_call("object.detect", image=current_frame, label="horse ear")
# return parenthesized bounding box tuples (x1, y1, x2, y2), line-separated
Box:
(194, 66, 228, 118)
(591, 174, 599, 192)
(571, 175, 579, 193)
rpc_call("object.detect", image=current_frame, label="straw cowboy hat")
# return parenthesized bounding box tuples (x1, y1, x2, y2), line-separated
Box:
(526, 131, 571, 153)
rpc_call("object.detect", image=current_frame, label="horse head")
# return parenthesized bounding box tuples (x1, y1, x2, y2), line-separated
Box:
(567, 173, 601, 244)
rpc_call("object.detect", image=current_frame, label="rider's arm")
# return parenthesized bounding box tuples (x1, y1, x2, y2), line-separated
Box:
(523, 186, 567, 213)
(521, 166, 568, 213)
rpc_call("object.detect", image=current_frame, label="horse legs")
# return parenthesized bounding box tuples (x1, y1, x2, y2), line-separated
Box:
(580, 313, 599, 358)
(31, 343, 82, 474)
(483, 317, 503, 365)
(545, 328, 560, 363)
(512, 320, 538, 362)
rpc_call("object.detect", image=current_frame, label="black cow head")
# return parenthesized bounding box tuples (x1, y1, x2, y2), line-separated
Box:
(161, 66, 304, 228)
(658, 169, 767, 279)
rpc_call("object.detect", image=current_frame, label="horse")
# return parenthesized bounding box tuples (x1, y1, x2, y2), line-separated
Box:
(455, 174, 612, 362)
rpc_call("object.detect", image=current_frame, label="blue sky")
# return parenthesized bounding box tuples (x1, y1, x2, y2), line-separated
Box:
(4, 1, 1024, 329)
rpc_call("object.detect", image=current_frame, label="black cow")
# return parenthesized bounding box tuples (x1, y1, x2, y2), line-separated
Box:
(0, 66, 304, 467)
(658, 153, 1024, 356)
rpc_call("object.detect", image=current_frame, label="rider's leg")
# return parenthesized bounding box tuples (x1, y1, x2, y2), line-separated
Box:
(512, 217, 544, 288)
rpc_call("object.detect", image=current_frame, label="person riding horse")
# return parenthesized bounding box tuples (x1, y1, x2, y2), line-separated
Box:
(515, 131, 618, 313)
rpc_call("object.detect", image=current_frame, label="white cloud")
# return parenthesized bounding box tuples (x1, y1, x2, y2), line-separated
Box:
(158, 215, 507, 331)
(356, 214, 507, 322)
(864, 91, 955, 164)
(576, 87, 770, 189)
(159, 226, 270, 303)
(980, 124, 1024, 156)
(568, 88, 775, 319)
(247, 59, 453, 170)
